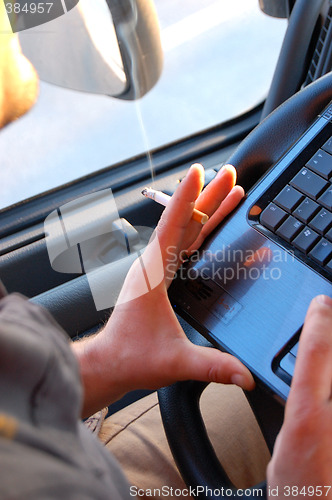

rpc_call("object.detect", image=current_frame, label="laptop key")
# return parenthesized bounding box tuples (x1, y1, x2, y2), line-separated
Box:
(273, 185, 304, 212)
(326, 259, 332, 273)
(326, 227, 332, 242)
(293, 197, 320, 223)
(260, 203, 287, 231)
(308, 238, 332, 265)
(276, 216, 304, 242)
(318, 184, 332, 210)
(292, 227, 320, 253)
(322, 136, 332, 155)
(290, 168, 328, 199)
(309, 208, 332, 235)
(306, 149, 332, 179)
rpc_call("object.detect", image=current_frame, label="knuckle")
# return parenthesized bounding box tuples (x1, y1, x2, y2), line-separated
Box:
(302, 335, 330, 362)
(207, 365, 220, 383)
(288, 397, 323, 433)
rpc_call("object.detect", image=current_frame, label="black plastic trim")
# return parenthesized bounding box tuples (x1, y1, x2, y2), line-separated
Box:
(262, 0, 326, 119)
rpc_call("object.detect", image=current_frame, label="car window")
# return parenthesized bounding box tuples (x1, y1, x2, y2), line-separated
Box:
(0, 0, 287, 210)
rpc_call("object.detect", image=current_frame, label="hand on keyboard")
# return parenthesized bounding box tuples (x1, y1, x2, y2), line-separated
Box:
(267, 295, 332, 498)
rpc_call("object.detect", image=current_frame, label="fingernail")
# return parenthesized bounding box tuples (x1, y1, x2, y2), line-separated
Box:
(315, 295, 332, 308)
(217, 164, 236, 179)
(187, 163, 202, 176)
(181, 163, 202, 182)
(231, 373, 246, 388)
(216, 165, 227, 176)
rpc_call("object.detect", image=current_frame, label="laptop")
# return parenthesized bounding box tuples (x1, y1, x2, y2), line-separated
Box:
(169, 102, 332, 402)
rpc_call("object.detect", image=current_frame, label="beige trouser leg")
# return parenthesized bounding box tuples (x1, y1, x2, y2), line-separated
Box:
(99, 383, 271, 498)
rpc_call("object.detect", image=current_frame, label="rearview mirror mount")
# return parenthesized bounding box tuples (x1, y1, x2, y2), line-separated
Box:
(258, 0, 292, 18)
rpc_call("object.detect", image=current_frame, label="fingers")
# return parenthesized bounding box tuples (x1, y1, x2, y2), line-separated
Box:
(181, 164, 244, 254)
(154, 163, 204, 258)
(175, 342, 255, 391)
(288, 295, 332, 407)
(194, 164, 237, 216)
(145, 163, 243, 284)
(187, 185, 245, 254)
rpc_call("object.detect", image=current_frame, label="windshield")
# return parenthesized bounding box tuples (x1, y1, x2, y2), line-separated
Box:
(0, 0, 287, 210)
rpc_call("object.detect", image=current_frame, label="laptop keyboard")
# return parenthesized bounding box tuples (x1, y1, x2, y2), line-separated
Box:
(248, 115, 332, 387)
(248, 133, 332, 282)
(259, 137, 332, 274)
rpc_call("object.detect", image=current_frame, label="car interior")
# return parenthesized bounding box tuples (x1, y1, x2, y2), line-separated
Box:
(1, 0, 332, 498)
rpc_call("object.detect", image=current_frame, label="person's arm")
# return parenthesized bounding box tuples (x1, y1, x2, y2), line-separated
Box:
(267, 295, 332, 499)
(72, 164, 255, 417)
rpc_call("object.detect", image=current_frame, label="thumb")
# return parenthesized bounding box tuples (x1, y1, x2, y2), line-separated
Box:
(177, 343, 255, 391)
(288, 294, 332, 406)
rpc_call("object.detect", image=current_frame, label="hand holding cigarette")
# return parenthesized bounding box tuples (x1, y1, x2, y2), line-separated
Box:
(141, 187, 209, 225)
(77, 162, 251, 417)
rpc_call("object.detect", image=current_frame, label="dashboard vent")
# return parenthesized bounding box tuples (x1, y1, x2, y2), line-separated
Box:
(304, 3, 332, 86)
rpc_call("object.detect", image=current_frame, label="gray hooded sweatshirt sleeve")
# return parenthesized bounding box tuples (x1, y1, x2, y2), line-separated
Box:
(0, 293, 131, 500)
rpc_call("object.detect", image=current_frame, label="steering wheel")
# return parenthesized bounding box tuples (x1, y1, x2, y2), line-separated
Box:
(158, 72, 332, 499)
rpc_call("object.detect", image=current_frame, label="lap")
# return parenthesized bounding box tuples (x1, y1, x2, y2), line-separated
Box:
(98, 383, 270, 497)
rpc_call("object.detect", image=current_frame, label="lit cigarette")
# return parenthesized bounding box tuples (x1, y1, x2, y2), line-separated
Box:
(141, 187, 209, 225)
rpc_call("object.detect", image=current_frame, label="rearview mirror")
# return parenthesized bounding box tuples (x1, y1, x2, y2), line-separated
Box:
(17, 0, 163, 99)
